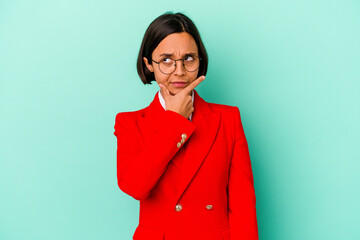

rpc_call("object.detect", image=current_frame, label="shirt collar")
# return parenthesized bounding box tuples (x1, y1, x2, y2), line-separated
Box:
(158, 90, 194, 121)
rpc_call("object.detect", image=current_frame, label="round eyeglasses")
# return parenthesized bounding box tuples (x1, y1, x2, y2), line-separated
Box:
(152, 55, 202, 75)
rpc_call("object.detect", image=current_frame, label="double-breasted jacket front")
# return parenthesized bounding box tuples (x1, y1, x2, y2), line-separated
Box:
(114, 90, 258, 240)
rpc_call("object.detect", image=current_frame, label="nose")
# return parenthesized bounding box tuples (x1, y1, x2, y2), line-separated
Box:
(173, 59, 185, 76)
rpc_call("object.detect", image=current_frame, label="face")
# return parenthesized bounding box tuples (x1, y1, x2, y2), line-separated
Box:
(143, 32, 199, 95)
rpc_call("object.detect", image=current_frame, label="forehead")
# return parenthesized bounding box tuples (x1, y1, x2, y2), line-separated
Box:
(153, 32, 198, 57)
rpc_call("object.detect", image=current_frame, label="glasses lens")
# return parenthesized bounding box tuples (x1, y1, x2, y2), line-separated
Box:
(159, 58, 175, 74)
(158, 56, 201, 74)
(184, 56, 200, 72)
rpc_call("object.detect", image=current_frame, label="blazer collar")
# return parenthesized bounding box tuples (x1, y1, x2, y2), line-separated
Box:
(145, 89, 215, 123)
(145, 89, 221, 202)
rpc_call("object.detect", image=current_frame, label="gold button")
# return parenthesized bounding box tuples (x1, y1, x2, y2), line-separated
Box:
(181, 133, 187, 139)
(205, 205, 213, 210)
(180, 139, 185, 144)
(177, 142, 181, 148)
(175, 204, 183, 212)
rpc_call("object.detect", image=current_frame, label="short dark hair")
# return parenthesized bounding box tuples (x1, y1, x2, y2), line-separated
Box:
(137, 12, 208, 84)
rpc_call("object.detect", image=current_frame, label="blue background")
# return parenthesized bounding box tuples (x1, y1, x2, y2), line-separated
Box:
(1, 1, 359, 239)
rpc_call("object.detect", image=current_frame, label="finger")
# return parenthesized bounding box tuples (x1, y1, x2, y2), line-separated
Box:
(159, 83, 166, 98)
(159, 83, 171, 100)
(182, 75, 205, 94)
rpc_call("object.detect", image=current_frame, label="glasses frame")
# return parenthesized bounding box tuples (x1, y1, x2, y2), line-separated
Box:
(152, 55, 202, 75)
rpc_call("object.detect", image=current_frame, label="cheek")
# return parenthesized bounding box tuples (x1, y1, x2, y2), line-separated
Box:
(154, 71, 169, 85)
(189, 71, 200, 82)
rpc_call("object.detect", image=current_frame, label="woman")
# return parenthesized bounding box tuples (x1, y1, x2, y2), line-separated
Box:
(114, 12, 259, 240)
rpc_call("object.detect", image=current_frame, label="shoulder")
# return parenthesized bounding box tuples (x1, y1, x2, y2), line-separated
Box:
(115, 108, 146, 120)
(206, 102, 244, 134)
(207, 102, 240, 118)
(206, 102, 247, 143)
(114, 107, 148, 132)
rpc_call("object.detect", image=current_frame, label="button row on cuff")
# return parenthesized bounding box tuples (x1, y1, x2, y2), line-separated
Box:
(176, 133, 187, 148)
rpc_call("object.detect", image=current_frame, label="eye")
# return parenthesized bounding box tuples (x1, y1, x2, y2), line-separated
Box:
(162, 58, 172, 63)
(184, 55, 194, 61)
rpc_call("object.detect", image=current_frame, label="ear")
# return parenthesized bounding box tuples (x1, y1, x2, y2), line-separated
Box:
(143, 57, 154, 72)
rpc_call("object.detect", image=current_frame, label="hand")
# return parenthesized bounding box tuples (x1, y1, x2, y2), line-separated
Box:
(159, 75, 205, 119)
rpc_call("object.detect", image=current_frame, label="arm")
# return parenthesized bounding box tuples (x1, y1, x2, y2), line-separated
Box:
(229, 107, 259, 239)
(114, 110, 195, 200)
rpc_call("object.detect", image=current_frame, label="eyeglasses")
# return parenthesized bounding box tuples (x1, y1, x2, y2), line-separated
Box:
(152, 55, 202, 75)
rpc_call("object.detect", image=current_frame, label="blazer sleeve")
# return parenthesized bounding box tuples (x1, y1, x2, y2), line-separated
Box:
(114, 110, 195, 201)
(228, 106, 259, 239)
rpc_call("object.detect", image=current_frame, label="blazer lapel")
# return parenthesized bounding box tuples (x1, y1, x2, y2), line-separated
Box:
(174, 90, 221, 202)
(142, 90, 221, 202)
(143, 91, 166, 133)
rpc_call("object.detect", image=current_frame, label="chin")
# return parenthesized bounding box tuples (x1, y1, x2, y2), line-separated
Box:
(169, 89, 179, 96)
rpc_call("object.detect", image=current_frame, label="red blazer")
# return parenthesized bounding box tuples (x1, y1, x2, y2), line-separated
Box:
(114, 90, 258, 240)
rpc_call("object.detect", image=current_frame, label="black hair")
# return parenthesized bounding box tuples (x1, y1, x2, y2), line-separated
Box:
(137, 12, 208, 84)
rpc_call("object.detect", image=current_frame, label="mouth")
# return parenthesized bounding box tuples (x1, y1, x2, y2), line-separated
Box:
(170, 81, 188, 88)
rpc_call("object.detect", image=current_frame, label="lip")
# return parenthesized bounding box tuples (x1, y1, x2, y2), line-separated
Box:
(171, 82, 188, 87)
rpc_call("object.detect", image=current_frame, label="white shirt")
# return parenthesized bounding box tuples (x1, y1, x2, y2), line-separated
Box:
(158, 90, 194, 121)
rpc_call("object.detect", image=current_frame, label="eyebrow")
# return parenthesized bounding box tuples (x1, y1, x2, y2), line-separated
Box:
(158, 52, 197, 57)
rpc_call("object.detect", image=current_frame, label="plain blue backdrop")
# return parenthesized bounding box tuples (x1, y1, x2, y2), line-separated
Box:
(0, 1, 359, 239)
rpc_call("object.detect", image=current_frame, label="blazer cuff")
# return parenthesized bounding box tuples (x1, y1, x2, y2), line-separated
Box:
(156, 110, 196, 148)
